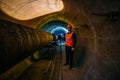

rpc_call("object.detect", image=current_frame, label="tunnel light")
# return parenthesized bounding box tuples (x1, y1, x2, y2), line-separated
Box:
(51, 27, 68, 34)
(0, 0, 64, 20)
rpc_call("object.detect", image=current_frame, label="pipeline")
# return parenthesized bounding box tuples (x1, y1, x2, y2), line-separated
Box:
(0, 20, 53, 74)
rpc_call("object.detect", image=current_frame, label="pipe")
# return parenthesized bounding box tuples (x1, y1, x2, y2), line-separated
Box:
(0, 20, 53, 74)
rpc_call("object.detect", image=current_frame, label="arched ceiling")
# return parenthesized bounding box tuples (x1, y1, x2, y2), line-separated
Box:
(0, 0, 120, 28)
(0, 0, 63, 20)
(0, 0, 89, 28)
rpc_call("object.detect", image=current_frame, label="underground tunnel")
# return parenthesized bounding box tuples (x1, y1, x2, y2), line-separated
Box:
(40, 20, 68, 45)
(0, 0, 120, 80)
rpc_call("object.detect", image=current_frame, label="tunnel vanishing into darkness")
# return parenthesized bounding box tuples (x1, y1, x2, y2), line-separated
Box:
(0, 0, 120, 80)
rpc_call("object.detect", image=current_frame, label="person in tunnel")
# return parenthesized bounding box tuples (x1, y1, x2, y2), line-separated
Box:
(63, 24, 76, 69)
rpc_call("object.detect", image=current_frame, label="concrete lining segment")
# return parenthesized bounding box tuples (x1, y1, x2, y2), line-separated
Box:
(0, 0, 64, 20)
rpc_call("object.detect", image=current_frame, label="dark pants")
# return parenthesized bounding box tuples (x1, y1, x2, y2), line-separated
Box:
(65, 46, 73, 67)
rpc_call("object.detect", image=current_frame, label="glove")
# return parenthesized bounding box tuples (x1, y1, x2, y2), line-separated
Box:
(71, 47, 74, 51)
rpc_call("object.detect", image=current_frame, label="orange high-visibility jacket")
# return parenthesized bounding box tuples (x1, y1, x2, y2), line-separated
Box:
(65, 32, 74, 47)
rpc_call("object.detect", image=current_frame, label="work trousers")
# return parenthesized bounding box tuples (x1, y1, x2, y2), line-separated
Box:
(65, 46, 73, 67)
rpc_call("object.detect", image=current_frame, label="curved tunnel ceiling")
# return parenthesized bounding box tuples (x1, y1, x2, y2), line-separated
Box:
(50, 27, 68, 35)
(41, 20, 67, 32)
(0, 0, 64, 20)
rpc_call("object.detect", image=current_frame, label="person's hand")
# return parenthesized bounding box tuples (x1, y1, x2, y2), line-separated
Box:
(71, 47, 74, 51)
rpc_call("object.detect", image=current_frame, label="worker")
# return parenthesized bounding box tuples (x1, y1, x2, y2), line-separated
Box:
(64, 24, 76, 69)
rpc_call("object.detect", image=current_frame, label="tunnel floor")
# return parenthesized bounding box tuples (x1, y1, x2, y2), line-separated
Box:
(16, 60, 51, 80)
(15, 46, 81, 80)
(62, 46, 81, 80)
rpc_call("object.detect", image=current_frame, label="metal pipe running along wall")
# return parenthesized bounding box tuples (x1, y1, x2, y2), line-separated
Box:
(0, 20, 53, 74)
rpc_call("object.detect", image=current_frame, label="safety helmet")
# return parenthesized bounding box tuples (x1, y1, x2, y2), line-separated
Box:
(67, 24, 72, 29)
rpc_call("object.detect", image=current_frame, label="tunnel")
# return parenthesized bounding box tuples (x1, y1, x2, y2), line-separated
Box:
(40, 20, 68, 45)
(0, 0, 120, 80)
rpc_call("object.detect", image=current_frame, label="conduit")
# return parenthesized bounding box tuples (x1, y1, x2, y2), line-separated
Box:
(0, 20, 53, 74)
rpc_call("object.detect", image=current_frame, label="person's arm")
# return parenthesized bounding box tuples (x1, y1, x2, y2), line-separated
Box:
(72, 32, 76, 48)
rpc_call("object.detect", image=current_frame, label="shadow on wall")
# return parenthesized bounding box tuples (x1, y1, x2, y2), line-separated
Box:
(74, 46, 87, 67)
